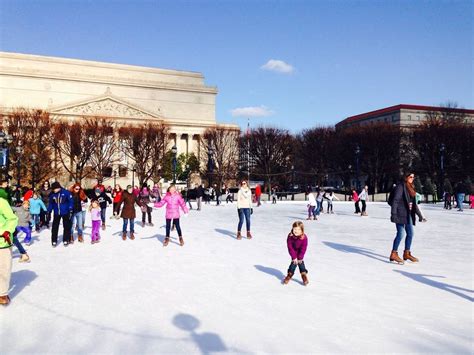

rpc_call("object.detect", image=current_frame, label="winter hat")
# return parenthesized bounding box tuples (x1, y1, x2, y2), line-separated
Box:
(51, 182, 61, 190)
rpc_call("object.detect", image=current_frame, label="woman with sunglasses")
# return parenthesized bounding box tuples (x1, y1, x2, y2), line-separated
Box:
(388, 173, 423, 264)
(70, 183, 88, 243)
(39, 181, 51, 228)
(237, 180, 253, 239)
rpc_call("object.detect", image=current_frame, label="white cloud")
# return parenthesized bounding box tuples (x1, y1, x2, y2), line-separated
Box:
(230, 106, 275, 117)
(260, 59, 295, 74)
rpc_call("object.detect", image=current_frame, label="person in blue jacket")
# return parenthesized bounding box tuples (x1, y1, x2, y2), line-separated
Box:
(48, 181, 73, 247)
(29, 192, 47, 232)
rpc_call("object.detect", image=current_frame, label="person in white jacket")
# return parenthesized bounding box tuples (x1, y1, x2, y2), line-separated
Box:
(236, 180, 253, 239)
(359, 185, 369, 216)
(307, 192, 317, 220)
(323, 191, 339, 213)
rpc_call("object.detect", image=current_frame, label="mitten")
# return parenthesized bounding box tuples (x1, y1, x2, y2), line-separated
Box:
(1, 231, 12, 245)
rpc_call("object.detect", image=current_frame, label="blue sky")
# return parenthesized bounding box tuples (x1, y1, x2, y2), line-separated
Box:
(0, 0, 472, 132)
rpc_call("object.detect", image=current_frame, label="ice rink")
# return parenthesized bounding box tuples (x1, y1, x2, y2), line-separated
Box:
(2, 200, 473, 354)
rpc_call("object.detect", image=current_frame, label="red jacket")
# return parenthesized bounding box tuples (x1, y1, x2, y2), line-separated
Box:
(255, 184, 262, 197)
(352, 191, 359, 202)
(112, 189, 123, 203)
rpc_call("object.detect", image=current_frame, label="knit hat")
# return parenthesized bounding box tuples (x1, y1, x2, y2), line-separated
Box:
(51, 181, 61, 190)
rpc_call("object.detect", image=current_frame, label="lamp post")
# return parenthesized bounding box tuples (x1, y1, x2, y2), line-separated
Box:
(31, 153, 37, 188)
(0, 132, 13, 180)
(440, 143, 445, 200)
(131, 165, 136, 187)
(113, 170, 117, 187)
(355, 145, 361, 191)
(291, 165, 295, 201)
(207, 146, 214, 188)
(16, 146, 24, 188)
(171, 145, 178, 184)
(185, 163, 190, 189)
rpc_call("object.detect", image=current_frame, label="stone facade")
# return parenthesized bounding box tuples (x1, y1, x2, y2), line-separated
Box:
(0, 51, 238, 185)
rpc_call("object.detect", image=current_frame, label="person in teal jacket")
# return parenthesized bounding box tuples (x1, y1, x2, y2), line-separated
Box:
(29, 192, 47, 232)
(0, 178, 19, 306)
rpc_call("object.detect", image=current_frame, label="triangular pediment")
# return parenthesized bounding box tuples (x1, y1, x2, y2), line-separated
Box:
(50, 94, 161, 120)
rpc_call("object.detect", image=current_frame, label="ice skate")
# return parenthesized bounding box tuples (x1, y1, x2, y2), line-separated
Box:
(130, 232, 135, 240)
(0, 295, 10, 305)
(19, 254, 30, 263)
(237, 231, 242, 240)
(301, 272, 309, 286)
(247, 231, 252, 239)
(52, 242, 57, 248)
(78, 234, 83, 243)
(122, 232, 127, 241)
(282, 272, 294, 284)
(403, 250, 419, 262)
(63, 241, 69, 247)
(147, 222, 154, 226)
(179, 236, 184, 246)
(101, 223, 106, 230)
(163, 237, 170, 247)
(389, 251, 404, 265)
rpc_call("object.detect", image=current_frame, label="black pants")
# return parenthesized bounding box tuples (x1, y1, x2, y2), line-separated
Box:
(113, 202, 121, 216)
(288, 261, 308, 274)
(166, 218, 182, 237)
(142, 206, 152, 223)
(361, 200, 366, 213)
(52, 214, 72, 244)
(40, 209, 51, 226)
(354, 201, 361, 213)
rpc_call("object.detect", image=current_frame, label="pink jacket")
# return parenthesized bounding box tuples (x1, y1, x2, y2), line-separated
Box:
(154, 192, 188, 219)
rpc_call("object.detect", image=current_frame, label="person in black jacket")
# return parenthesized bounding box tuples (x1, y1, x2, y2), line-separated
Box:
(389, 173, 424, 264)
(90, 188, 112, 230)
(196, 184, 204, 211)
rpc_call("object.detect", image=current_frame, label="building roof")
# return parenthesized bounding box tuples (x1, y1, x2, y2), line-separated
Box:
(336, 104, 474, 127)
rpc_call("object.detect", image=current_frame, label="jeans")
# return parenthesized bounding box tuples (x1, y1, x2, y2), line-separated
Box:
(16, 226, 32, 245)
(81, 211, 86, 230)
(71, 212, 84, 236)
(327, 202, 333, 212)
(122, 218, 135, 233)
(52, 214, 72, 244)
(100, 208, 107, 224)
(392, 218, 414, 251)
(166, 218, 182, 237)
(237, 208, 251, 232)
(315, 201, 322, 216)
(456, 193, 465, 211)
(288, 260, 308, 274)
(13, 230, 27, 254)
(308, 205, 315, 218)
(31, 214, 41, 230)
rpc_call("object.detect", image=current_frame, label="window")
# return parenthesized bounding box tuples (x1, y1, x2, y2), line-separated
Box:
(416, 115, 420, 120)
(392, 115, 395, 122)
(407, 115, 412, 121)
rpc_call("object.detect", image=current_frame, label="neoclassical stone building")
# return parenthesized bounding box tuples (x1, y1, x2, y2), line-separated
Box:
(0, 51, 238, 185)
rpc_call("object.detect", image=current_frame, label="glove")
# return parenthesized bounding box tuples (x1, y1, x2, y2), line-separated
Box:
(1, 231, 12, 245)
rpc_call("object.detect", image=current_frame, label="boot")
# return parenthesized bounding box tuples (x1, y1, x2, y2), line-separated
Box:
(78, 234, 83, 243)
(237, 231, 242, 240)
(403, 250, 419, 262)
(301, 272, 309, 286)
(122, 232, 127, 241)
(130, 232, 135, 240)
(19, 254, 30, 263)
(282, 272, 294, 284)
(389, 251, 404, 265)
(0, 295, 10, 305)
(163, 237, 170, 247)
(102, 223, 106, 231)
(179, 237, 184, 246)
(247, 231, 252, 239)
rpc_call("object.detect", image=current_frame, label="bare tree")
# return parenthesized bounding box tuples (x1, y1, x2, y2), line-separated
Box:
(3, 108, 57, 186)
(50, 118, 97, 182)
(201, 126, 240, 188)
(119, 122, 169, 186)
(88, 117, 118, 179)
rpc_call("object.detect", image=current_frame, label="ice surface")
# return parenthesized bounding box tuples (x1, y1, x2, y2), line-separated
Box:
(1, 201, 473, 354)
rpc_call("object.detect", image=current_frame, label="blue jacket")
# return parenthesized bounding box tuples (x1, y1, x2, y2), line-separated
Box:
(48, 188, 73, 216)
(29, 198, 47, 215)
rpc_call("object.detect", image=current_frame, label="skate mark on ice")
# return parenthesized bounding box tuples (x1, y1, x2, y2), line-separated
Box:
(214, 228, 237, 239)
(394, 270, 473, 302)
(323, 241, 390, 263)
(173, 313, 228, 354)
(254, 265, 305, 285)
(8, 269, 38, 300)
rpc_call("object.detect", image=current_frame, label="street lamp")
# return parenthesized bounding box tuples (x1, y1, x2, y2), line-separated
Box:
(31, 153, 37, 188)
(113, 170, 117, 187)
(291, 165, 295, 201)
(131, 164, 137, 187)
(171, 145, 178, 184)
(355, 145, 361, 191)
(0, 132, 13, 179)
(440, 143, 445, 200)
(207, 146, 214, 188)
(16, 145, 24, 188)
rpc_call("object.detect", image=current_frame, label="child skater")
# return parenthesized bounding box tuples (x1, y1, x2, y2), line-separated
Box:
(323, 190, 339, 214)
(283, 221, 309, 286)
(12, 200, 31, 262)
(89, 200, 102, 244)
(154, 184, 189, 247)
(29, 192, 47, 232)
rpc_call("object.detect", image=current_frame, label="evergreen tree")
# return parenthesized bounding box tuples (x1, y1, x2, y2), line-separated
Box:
(443, 178, 453, 195)
(414, 176, 423, 193)
(423, 177, 436, 202)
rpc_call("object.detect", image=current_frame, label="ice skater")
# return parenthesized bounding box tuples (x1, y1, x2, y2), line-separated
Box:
(282, 221, 309, 286)
(323, 190, 339, 213)
(89, 200, 102, 244)
(154, 184, 189, 247)
(12, 200, 31, 262)
(29, 192, 47, 232)
(307, 190, 317, 220)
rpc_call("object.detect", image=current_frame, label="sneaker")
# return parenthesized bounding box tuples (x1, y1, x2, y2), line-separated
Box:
(52, 242, 57, 248)
(19, 254, 30, 263)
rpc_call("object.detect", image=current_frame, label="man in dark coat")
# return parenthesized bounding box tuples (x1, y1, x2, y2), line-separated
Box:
(48, 181, 74, 247)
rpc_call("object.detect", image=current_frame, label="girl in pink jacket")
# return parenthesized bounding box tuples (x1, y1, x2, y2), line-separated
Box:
(154, 185, 189, 246)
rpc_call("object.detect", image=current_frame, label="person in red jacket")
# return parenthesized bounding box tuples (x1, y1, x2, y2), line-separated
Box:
(351, 188, 360, 214)
(282, 221, 309, 286)
(111, 184, 123, 219)
(255, 184, 262, 207)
